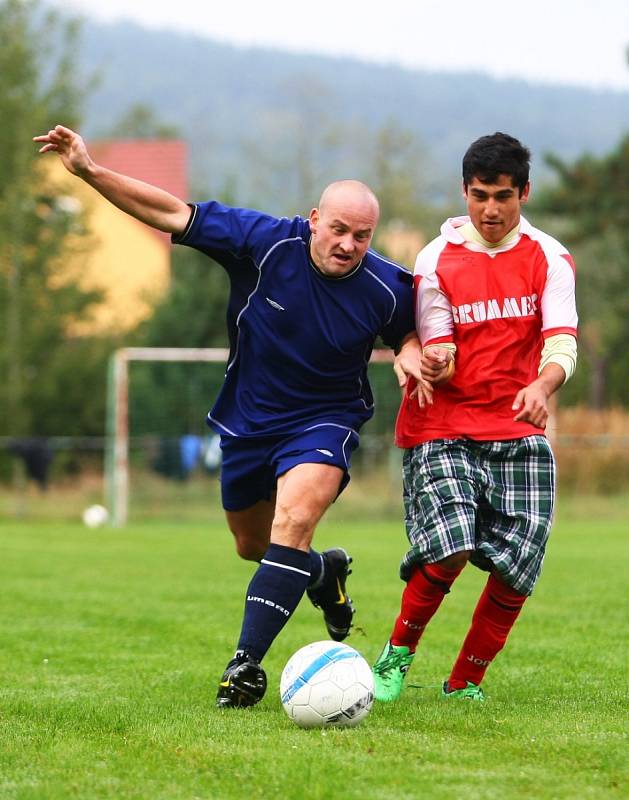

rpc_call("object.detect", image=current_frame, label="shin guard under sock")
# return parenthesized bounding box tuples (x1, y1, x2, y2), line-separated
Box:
(391, 562, 463, 652)
(448, 573, 527, 689)
(237, 543, 310, 662)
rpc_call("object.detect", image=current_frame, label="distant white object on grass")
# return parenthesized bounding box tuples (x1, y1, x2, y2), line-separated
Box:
(82, 504, 109, 528)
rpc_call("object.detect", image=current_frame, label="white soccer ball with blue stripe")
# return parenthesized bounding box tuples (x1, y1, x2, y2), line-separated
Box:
(280, 640, 375, 728)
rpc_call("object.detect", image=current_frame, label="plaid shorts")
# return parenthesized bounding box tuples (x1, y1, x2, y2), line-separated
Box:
(400, 436, 556, 595)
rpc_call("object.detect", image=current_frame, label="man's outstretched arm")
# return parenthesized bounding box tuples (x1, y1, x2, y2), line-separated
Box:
(34, 124, 191, 235)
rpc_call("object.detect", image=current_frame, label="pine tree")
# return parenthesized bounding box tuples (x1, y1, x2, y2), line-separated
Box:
(0, 0, 110, 438)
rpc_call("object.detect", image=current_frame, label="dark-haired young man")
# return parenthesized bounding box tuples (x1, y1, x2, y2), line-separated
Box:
(373, 132, 578, 702)
(34, 125, 421, 709)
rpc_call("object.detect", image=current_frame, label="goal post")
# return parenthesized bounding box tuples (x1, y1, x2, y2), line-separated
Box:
(105, 346, 396, 527)
(105, 347, 230, 526)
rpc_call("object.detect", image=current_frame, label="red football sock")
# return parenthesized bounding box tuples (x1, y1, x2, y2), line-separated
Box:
(391, 562, 463, 652)
(447, 573, 527, 690)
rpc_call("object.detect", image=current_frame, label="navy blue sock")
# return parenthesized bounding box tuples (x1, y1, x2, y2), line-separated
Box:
(237, 543, 311, 662)
(308, 548, 324, 588)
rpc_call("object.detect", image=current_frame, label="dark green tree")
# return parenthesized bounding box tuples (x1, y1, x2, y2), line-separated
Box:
(366, 118, 454, 267)
(0, 0, 112, 440)
(534, 137, 629, 407)
(126, 240, 231, 438)
(137, 246, 230, 349)
(369, 119, 427, 225)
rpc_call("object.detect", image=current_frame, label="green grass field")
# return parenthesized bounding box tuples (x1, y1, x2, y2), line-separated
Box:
(1, 505, 627, 799)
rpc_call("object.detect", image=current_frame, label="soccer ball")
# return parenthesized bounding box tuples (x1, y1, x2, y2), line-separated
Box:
(82, 504, 109, 528)
(280, 640, 375, 729)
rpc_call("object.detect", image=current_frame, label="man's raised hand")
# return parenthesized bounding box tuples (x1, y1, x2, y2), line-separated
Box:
(33, 125, 92, 177)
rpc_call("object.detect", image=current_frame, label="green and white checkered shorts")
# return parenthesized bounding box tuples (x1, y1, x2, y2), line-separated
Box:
(400, 435, 556, 595)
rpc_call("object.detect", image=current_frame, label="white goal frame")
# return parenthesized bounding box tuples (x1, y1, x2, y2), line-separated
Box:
(105, 346, 395, 527)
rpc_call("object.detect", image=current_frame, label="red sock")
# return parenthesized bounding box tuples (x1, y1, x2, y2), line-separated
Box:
(447, 573, 527, 689)
(391, 563, 463, 652)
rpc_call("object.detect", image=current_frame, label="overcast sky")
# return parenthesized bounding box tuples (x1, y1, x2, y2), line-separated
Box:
(58, 0, 629, 91)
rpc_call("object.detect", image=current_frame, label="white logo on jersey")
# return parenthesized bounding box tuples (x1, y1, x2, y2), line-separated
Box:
(452, 294, 538, 325)
(265, 297, 285, 311)
(316, 448, 334, 457)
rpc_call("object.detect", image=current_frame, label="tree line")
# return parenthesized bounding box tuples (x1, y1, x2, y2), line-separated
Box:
(1, 0, 627, 458)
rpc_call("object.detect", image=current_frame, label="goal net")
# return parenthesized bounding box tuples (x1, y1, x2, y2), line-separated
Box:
(105, 347, 403, 526)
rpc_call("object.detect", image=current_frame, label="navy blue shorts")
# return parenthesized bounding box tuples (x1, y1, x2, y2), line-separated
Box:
(219, 424, 361, 512)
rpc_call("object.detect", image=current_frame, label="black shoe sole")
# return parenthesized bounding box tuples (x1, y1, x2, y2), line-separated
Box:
(326, 614, 354, 641)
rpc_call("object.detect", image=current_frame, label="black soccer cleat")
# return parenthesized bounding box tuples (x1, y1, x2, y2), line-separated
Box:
(216, 651, 267, 708)
(307, 547, 355, 641)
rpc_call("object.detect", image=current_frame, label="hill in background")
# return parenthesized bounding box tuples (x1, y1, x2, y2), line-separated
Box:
(72, 16, 629, 214)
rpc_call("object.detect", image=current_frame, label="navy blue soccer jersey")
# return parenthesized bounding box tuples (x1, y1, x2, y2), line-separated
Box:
(173, 201, 414, 438)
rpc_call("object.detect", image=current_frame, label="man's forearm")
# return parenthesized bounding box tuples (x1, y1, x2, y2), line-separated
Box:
(528, 363, 566, 398)
(80, 163, 191, 234)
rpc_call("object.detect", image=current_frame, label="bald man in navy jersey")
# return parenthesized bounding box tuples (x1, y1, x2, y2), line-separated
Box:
(35, 124, 423, 709)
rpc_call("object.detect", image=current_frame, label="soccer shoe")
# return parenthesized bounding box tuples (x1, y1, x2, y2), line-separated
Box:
(216, 652, 267, 708)
(441, 680, 485, 702)
(307, 548, 355, 641)
(372, 641, 415, 702)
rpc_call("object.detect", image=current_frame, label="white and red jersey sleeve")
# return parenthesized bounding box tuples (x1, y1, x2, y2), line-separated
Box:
(414, 235, 454, 346)
(522, 220, 577, 338)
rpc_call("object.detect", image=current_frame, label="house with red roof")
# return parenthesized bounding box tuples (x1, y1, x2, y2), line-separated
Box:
(48, 138, 188, 334)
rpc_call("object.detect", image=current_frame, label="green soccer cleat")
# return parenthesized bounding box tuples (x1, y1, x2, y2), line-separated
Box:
(372, 641, 414, 702)
(441, 680, 485, 702)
